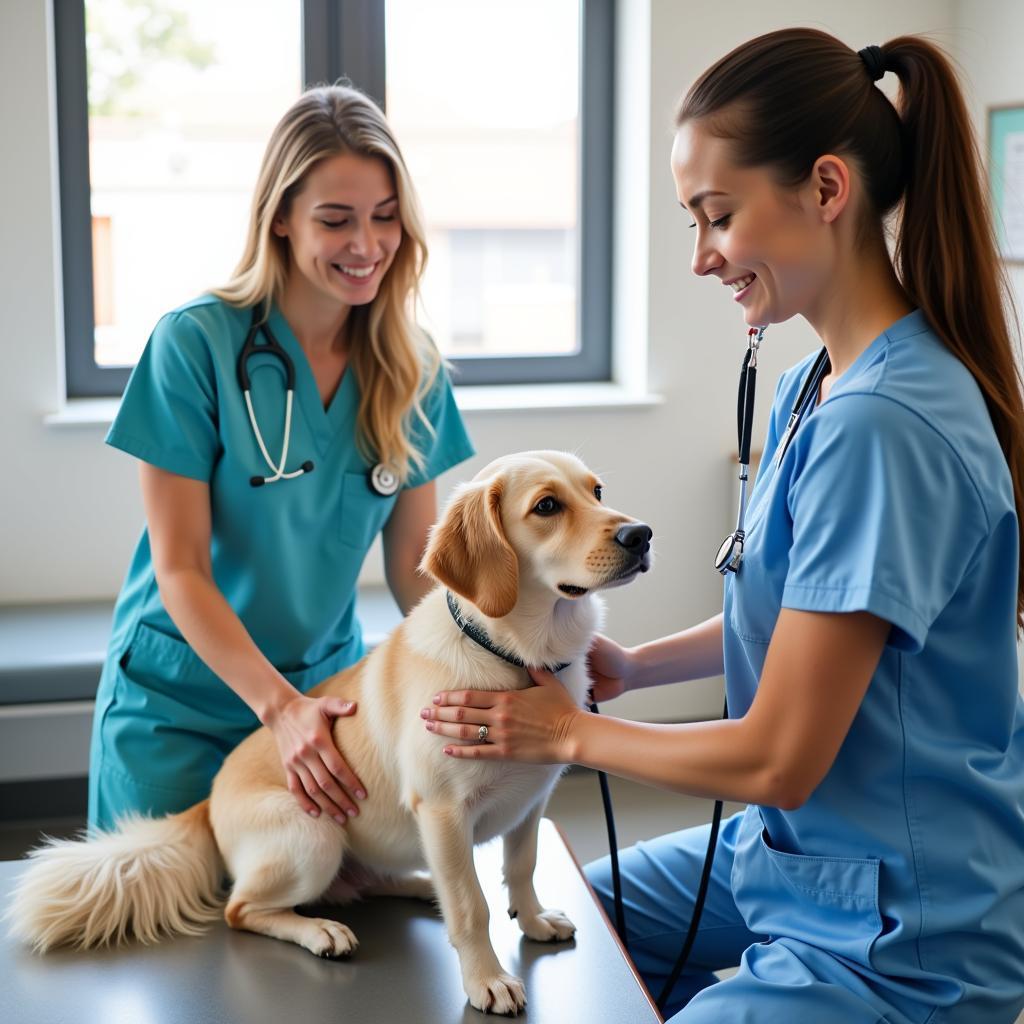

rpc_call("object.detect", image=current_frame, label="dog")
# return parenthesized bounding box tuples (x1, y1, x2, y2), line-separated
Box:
(7, 450, 653, 1015)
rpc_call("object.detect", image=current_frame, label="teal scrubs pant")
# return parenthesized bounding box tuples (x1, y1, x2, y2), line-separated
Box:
(88, 619, 364, 830)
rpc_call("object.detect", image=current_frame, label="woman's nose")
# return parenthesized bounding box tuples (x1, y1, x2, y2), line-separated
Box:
(691, 234, 724, 277)
(349, 219, 378, 256)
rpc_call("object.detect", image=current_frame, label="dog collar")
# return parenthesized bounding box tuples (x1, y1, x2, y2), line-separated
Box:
(445, 591, 570, 674)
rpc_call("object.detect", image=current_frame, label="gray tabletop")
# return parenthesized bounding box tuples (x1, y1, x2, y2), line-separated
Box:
(0, 819, 661, 1024)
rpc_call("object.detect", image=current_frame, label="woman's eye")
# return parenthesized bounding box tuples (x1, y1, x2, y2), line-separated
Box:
(594, 485, 603, 501)
(374, 214, 397, 222)
(533, 496, 561, 517)
(687, 214, 731, 230)
(321, 220, 347, 229)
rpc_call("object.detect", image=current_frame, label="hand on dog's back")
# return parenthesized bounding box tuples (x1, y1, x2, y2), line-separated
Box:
(264, 693, 366, 825)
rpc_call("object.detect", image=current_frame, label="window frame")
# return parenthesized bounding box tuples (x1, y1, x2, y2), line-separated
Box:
(55, 0, 614, 396)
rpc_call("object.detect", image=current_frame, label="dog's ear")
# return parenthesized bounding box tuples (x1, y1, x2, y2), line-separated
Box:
(420, 478, 518, 618)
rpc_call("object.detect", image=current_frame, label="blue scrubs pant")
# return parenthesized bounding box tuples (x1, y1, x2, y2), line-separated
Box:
(584, 813, 1024, 1024)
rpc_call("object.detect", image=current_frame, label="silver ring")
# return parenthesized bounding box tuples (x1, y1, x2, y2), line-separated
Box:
(477, 724, 489, 743)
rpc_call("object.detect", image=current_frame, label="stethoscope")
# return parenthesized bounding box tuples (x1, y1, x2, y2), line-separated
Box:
(238, 308, 400, 496)
(715, 327, 831, 574)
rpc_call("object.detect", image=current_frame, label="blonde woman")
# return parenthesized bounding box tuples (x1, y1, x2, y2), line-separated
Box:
(89, 85, 474, 832)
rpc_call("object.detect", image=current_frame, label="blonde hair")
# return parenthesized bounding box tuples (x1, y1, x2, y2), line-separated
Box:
(212, 84, 441, 483)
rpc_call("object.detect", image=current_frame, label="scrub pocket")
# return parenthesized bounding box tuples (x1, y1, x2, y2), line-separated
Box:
(339, 470, 399, 551)
(732, 809, 884, 970)
(103, 622, 361, 800)
(118, 620, 256, 720)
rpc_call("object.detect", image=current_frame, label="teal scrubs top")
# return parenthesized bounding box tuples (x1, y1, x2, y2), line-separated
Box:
(723, 309, 1024, 1014)
(88, 294, 474, 828)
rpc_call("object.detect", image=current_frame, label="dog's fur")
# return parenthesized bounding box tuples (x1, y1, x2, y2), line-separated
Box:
(6, 451, 651, 1014)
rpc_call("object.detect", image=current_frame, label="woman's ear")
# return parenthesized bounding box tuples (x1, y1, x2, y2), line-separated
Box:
(420, 478, 518, 618)
(812, 153, 852, 224)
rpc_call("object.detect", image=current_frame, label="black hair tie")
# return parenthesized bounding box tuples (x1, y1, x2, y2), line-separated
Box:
(858, 44, 887, 82)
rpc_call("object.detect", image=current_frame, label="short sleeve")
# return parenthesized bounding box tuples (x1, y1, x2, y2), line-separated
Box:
(403, 363, 475, 489)
(782, 393, 988, 652)
(105, 311, 221, 481)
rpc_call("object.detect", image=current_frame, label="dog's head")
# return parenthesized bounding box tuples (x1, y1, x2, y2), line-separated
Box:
(421, 451, 652, 618)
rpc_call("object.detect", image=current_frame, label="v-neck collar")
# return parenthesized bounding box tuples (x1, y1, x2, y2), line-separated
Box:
(267, 303, 357, 455)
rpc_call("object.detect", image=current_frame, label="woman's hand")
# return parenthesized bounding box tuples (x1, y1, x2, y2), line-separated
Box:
(586, 634, 635, 704)
(421, 668, 585, 763)
(265, 694, 367, 824)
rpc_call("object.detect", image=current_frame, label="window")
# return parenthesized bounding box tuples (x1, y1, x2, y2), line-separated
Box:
(54, 0, 613, 396)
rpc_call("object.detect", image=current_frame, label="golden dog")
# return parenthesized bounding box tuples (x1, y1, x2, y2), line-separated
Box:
(8, 451, 652, 1015)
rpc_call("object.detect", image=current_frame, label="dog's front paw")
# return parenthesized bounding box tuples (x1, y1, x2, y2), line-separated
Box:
(302, 918, 359, 959)
(465, 971, 527, 1015)
(517, 908, 576, 942)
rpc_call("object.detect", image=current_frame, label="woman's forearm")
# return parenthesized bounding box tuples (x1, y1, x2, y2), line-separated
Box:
(386, 559, 434, 616)
(567, 709, 786, 807)
(156, 567, 296, 723)
(628, 612, 725, 689)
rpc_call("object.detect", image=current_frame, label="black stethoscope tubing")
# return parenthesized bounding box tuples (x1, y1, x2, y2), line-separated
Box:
(772, 345, 831, 470)
(716, 332, 830, 574)
(238, 308, 399, 496)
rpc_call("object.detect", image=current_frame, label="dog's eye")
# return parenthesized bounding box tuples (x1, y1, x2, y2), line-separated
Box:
(533, 496, 561, 517)
(594, 485, 603, 502)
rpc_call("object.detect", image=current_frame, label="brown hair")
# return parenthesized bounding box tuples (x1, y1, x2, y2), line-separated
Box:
(677, 28, 1024, 629)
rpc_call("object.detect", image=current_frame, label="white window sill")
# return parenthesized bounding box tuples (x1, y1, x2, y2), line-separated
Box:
(454, 382, 663, 413)
(43, 383, 663, 427)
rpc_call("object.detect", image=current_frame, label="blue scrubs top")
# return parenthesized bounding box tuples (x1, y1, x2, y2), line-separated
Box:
(89, 295, 474, 827)
(723, 309, 1024, 1000)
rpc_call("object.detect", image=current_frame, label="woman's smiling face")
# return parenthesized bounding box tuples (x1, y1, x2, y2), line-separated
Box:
(273, 151, 403, 311)
(671, 120, 836, 328)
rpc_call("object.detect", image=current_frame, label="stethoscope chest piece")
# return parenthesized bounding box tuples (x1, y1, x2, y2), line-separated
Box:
(715, 530, 745, 574)
(369, 463, 399, 497)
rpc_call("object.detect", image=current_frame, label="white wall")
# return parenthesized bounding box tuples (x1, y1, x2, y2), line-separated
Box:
(8, 0, 1020, 725)
(954, 2, 1024, 315)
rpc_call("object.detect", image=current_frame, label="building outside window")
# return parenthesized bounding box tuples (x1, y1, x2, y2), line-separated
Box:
(56, 0, 612, 395)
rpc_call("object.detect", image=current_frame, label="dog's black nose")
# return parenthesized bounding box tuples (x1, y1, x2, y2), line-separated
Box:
(614, 523, 653, 555)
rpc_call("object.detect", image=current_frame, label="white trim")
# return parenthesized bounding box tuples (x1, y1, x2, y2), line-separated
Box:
(43, 384, 664, 427)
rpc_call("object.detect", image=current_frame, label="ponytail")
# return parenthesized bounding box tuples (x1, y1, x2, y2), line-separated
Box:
(885, 37, 1024, 629)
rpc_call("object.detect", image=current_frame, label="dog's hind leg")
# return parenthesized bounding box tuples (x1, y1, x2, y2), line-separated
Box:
(503, 799, 576, 942)
(416, 801, 526, 1015)
(222, 809, 356, 958)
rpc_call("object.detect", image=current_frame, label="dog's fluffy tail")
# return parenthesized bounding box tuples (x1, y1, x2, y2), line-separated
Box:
(5, 799, 224, 952)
